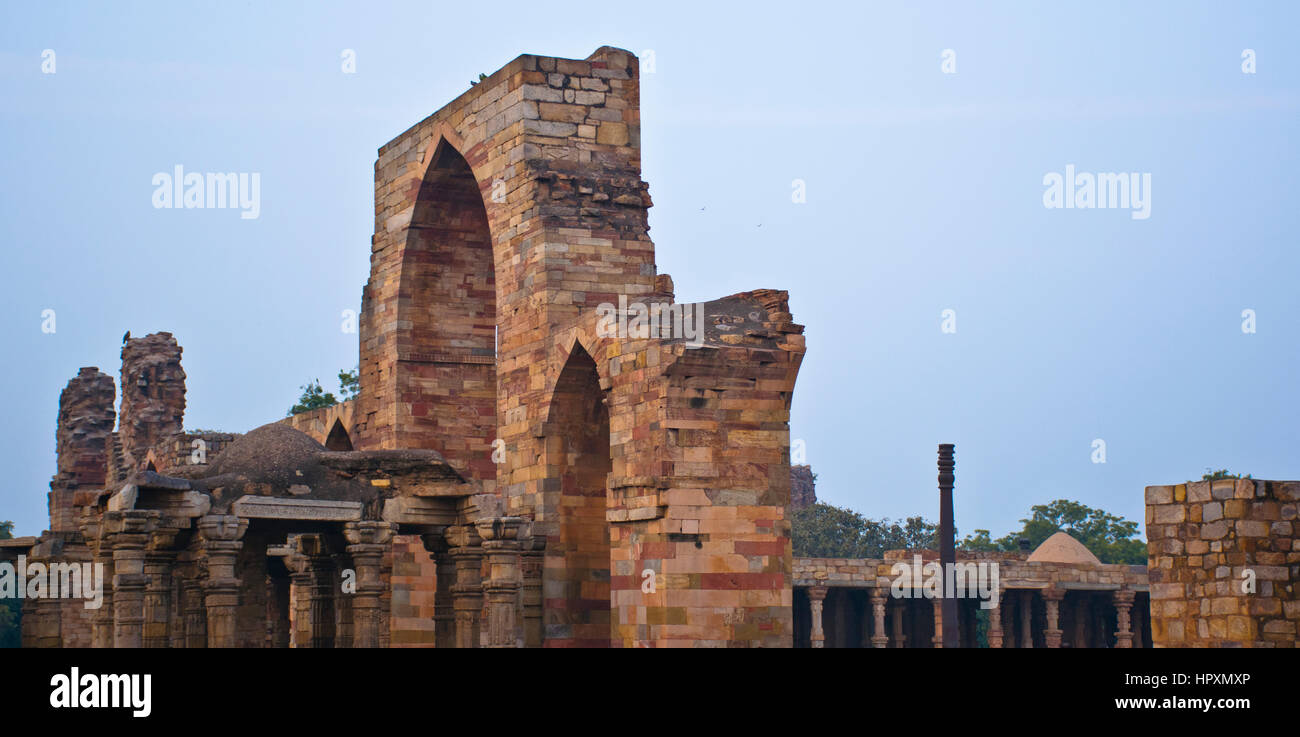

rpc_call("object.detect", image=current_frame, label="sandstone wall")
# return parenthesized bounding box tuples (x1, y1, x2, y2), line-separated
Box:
(790, 465, 816, 510)
(49, 368, 115, 532)
(1146, 479, 1299, 647)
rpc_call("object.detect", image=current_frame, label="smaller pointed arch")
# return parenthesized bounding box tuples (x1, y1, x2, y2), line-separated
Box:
(325, 419, 354, 451)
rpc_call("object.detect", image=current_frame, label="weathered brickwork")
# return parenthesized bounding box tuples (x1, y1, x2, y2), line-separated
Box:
(1145, 479, 1299, 647)
(355, 46, 805, 647)
(48, 368, 115, 533)
(790, 465, 816, 510)
(117, 333, 186, 475)
(21, 47, 808, 649)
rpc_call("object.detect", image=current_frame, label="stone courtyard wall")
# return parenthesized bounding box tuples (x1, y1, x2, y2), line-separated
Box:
(1145, 479, 1299, 647)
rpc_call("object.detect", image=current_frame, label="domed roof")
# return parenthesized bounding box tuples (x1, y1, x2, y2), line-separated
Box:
(196, 423, 372, 505)
(1027, 531, 1102, 565)
(209, 423, 325, 481)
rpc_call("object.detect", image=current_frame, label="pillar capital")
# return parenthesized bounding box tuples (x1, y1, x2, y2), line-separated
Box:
(343, 520, 396, 548)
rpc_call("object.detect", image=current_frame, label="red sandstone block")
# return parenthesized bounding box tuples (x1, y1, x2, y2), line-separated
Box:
(700, 572, 784, 591)
(735, 540, 785, 557)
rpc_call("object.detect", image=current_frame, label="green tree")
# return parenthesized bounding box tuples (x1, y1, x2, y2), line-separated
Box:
(287, 379, 337, 416)
(791, 502, 938, 558)
(1198, 468, 1250, 481)
(0, 520, 20, 647)
(958, 499, 1147, 565)
(338, 366, 360, 401)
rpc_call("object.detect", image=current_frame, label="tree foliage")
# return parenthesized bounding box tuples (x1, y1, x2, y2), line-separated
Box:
(0, 520, 19, 647)
(791, 502, 937, 558)
(958, 499, 1147, 565)
(338, 366, 360, 401)
(288, 368, 361, 416)
(1198, 468, 1250, 481)
(287, 379, 336, 416)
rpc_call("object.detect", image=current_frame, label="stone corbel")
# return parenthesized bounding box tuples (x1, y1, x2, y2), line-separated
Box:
(606, 475, 668, 522)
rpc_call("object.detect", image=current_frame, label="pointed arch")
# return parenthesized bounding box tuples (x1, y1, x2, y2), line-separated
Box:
(324, 419, 354, 451)
(387, 138, 498, 481)
(542, 341, 612, 647)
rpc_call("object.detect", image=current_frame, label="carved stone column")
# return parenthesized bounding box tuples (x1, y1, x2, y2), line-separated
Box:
(446, 524, 483, 648)
(476, 517, 527, 648)
(33, 593, 61, 648)
(1000, 596, 1014, 648)
(891, 599, 906, 648)
(265, 566, 291, 649)
(1073, 595, 1088, 648)
(986, 595, 1004, 648)
(1131, 597, 1145, 647)
(869, 588, 889, 648)
(182, 572, 206, 648)
(1019, 590, 1034, 648)
(142, 528, 177, 648)
(1043, 587, 1064, 649)
(197, 514, 247, 648)
(808, 586, 827, 648)
(79, 511, 114, 648)
(931, 597, 944, 648)
(1113, 589, 1135, 649)
(521, 540, 545, 648)
(109, 510, 157, 648)
(344, 521, 395, 648)
(286, 534, 335, 648)
(419, 532, 456, 648)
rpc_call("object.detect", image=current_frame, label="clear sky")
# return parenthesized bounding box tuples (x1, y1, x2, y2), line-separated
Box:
(1, 1, 1296, 539)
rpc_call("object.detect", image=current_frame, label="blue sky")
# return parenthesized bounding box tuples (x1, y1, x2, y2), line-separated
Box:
(1, 1, 1296, 539)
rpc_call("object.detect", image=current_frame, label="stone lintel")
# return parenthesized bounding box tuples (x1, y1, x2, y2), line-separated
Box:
(231, 496, 362, 522)
(1056, 581, 1122, 591)
(381, 497, 459, 527)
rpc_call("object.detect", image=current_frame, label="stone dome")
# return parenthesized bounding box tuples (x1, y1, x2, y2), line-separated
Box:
(197, 422, 369, 503)
(1026, 531, 1102, 565)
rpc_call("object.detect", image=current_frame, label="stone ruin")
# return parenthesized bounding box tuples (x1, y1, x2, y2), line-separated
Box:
(1144, 479, 1299, 647)
(10, 45, 1295, 650)
(9, 47, 806, 648)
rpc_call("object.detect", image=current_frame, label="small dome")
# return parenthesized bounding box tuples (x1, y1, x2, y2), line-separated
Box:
(1027, 531, 1102, 565)
(199, 422, 367, 502)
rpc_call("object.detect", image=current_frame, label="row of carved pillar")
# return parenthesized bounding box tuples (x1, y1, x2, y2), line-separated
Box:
(425, 516, 541, 649)
(75, 509, 407, 648)
(806, 586, 1142, 648)
(44, 509, 541, 648)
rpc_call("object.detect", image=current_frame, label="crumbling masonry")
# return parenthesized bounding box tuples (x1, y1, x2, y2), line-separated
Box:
(11, 47, 805, 648)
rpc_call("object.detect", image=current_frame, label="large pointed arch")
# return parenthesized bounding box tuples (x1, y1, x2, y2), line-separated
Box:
(540, 341, 613, 647)
(383, 138, 498, 481)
